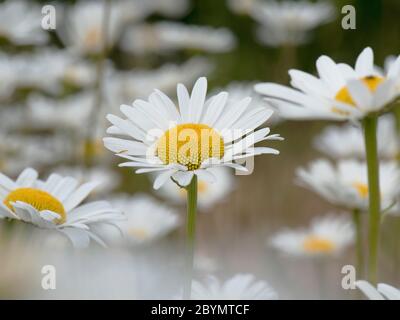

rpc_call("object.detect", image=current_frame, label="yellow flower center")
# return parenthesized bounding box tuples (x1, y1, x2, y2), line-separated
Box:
(128, 228, 149, 240)
(156, 124, 224, 171)
(303, 236, 335, 253)
(352, 181, 369, 198)
(335, 76, 385, 106)
(3, 188, 66, 224)
(84, 27, 102, 49)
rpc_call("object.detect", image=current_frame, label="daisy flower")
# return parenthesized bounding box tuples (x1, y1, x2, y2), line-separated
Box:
(0, 168, 124, 247)
(0, 0, 49, 46)
(109, 194, 180, 245)
(255, 47, 400, 120)
(103, 77, 282, 189)
(296, 159, 400, 212)
(356, 280, 400, 300)
(190, 274, 278, 300)
(270, 214, 354, 257)
(250, 0, 335, 47)
(314, 114, 399, 160)
(158, 167, 234, 209)
(226, 0, 257, 15)
(120, 22, 236, 55)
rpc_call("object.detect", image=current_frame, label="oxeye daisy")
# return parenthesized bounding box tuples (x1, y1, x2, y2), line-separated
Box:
(104, 76, 282, 299)
(356, 280, 400, 300)
(0, 168, 124, 248)
(270, 214, 354, 257)
(190, 274, 278, 300)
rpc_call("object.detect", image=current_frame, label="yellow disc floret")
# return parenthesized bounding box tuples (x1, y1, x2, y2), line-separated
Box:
(303, 236, 335, 253)
(3, 188, 66, 224)
(352, 181, 369, 199)
(156, 123, 224, 171)
(335, 75, 385, 106)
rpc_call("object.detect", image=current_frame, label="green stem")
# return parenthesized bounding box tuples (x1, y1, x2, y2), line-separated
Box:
(352, 208, 364, 278)
(363, 116, 381, 285)
(183, 175, 198, 300)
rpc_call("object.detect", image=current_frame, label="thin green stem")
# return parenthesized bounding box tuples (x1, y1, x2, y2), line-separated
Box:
(363, 115, 381, 285)
(183, 175, 198, 300)
(352, 208, 364, 278)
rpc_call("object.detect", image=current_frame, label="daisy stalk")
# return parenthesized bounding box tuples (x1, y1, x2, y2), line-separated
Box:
(352, 208, 364, 278)
(183, 175, 198, 299)
(363, 115, 381, 285)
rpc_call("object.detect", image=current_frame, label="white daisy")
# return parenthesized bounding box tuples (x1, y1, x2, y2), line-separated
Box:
(104, 77, 282, 189)
(0, 168, 124, 248)
(226, 0, 257, 15)
(158, 167, 234, 209)
(255, 47, 400, 120)
(109, 194, 180, 245)
(120, 22, 236, 55)
(270, 214, 354, 256)
(296, 159, 400, 212)
(250, 0, 335, 47)
(0, 0, 49, 46)
(314, 114, 399, 160)
(191, 274, 278, 300)
(356, 280, 400, 300)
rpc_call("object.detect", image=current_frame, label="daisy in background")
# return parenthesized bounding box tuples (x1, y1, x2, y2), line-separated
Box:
(190, 274, 278, 300)
(226, 0, 257, 15)
(314, 114, 399, 160)
(296, 159, 400, 213)
(250, 0, 335, 47)
(158, 167, 235, 210)
(0, 168, 124, 248)
(108, 194, 180, 245)
(356, 280, 400, 300)
(270, 214, 354, 257)
(120, 22, 236, 55)
(0, 0, 49, 46)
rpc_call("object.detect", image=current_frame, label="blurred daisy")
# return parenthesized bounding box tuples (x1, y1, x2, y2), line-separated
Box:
(191, 274, 278, 300)
(250, 0, 335, 47)
(104, 77, 282, 189)
(109, 194, 180, 245)
(255, 47, 400, 120)
(0, 0, 49, 45)
(297, 159, 400, 212)
(356, 280, 400, 300)
(270, 214, 354, 256)
(226, 0, 257, 15)
(158, 168, 234, 209)
(121, 22, 236, 55)
(314, 114, 399, 160)
(0, 168, 124, 247)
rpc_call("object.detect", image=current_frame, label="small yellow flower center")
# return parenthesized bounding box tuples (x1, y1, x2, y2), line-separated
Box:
(128, 228, 149, 240)
(156, 124, 224, 171)
(352, 181, 369, 198)
(3, 188, 66, 224)
(303, 236, 335, 253)
(335, 76, 385, 106)
(84, 27, 102, 49)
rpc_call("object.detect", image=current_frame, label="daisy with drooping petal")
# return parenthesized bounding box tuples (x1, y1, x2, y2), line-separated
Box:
(0, 168, 124, 248)
(158, 167, 234, 209)
(356, 280, 400, 300)
(109, 194, 180, 245)
(296, 159, 400, 213)
(314, 114, 399, 160)
(190, 274, 278, 300)
(270, 214, 354, 257)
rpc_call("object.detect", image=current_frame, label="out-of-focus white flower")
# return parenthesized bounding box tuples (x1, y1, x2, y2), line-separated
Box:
(109, 194, 180, 245)
(251, 0, 335, 47)
(158, 167, 234, 209)
(191, 274, 278, 300)
(296, 159, 400, 212)
(0, 0, 49, 45)
(27, 92, 94, 130)
(194, 254, 219, 273)
(104, 77, 282, 189)
(270, 214, 354, 256)
(356, 280, 400, 300)
(105, 57, 214, 108)
(314, 114, 399, 160)
(0, 168, 124, 248)
(0, 54, 17, 100)
(226, 0, 257, 15)
(120, 22, 236, 55)
(256, 47, 400, 120)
